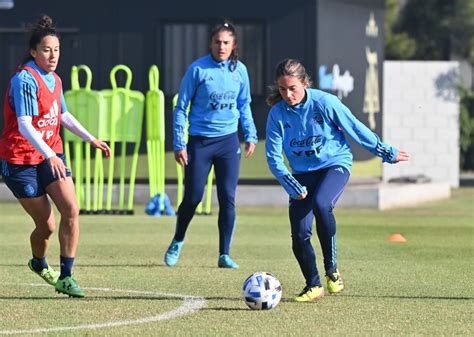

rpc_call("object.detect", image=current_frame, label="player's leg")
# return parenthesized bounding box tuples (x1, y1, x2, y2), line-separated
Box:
(38, 154, 83, 298)
(45, 176, 84, 297)
(164, 136, 212, 266)
(19, 196, 60, 286)
(290, 173, 325, 301)
(312, 165, 349, 294)
(213, 133, 240, 268)
(1, 160, 59, 286)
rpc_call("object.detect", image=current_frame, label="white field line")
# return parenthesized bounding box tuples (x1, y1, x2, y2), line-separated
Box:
(0, 283, 205, 335)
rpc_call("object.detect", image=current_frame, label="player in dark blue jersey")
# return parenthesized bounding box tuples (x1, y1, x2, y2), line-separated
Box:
(164, 21, 258, 269)
(266, 59, 410, 302)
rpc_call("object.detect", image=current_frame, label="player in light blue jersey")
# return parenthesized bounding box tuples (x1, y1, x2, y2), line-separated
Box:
(164, 21, 258, 269)
(265, 59, 409, 302)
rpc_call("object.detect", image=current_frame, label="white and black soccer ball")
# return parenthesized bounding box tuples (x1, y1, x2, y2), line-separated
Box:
(242, 272, 282, 310)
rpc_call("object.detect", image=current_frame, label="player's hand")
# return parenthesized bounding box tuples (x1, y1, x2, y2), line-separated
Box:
(47, 155, 67, 180)
(91, 139, 111, 158)
(175, 149, 188, 166)
(244, 142, 256, 158)
(296, 191, 308, 200)
(395, 149, 410, 163)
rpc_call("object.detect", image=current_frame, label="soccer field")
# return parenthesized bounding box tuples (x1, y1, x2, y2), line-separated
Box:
(0, 188, 473, 336)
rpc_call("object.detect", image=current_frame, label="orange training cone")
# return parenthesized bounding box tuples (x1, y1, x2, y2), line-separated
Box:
(388, 233, 407, 242)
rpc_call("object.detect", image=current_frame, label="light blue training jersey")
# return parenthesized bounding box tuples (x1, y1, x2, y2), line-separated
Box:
(265, 88, 398, 198)
(173, 54, 257, 150)
(9, 60, 68, 117)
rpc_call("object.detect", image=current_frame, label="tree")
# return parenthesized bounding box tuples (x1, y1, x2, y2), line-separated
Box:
(385, 0, 416, 60)
(397, 0, 474, 61)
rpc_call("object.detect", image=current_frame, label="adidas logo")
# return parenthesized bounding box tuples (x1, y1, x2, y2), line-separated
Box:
(283, 122, 291, 129)
(335, 167, 344, 174)
(37, 99, 59, 139)
(207, 76, 214, 81)
(43, 99, 59, 119)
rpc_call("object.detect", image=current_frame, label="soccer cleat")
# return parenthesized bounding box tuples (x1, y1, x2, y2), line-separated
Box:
(326, 268, 344, 294)
(55, 276, 85, 298)
(28, 259, 60, 286)
(217, 254, 239, 269)
(164, 239, 184, 266)
(294, 285, 325, 302)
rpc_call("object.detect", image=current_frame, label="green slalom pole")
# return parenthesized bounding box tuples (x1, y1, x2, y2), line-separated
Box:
(204, 166, 214, 214)
(64, 66, 78, 206)
(104, 89, 117, 211)
(146, 65, 166, 213)
(126, 89, 145, 212)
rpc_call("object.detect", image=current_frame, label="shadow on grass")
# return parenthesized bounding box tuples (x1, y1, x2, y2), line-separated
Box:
(0, 295, 191, 301)
(0, 263, 232, 269)
(199, 307, 249, 311)
(333, 294, 474, 301)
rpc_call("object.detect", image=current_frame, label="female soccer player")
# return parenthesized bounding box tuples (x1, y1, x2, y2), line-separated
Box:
(164, 21, 258, 268)
(265, 59, 409, 302)
(0, 15, 110, 297)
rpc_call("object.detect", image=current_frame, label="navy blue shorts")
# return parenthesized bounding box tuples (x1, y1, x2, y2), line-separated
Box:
(1, 154, 71, 198)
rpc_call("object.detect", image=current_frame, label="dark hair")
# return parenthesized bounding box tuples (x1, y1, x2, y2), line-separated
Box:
(19, 15, 60, 67)
(266, 58, 313, 106)
(210, 20, 238, 72)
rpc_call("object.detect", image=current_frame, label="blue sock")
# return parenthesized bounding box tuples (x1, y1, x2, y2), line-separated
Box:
(59, 256, 75, 279)
(31, 255, 48, 272)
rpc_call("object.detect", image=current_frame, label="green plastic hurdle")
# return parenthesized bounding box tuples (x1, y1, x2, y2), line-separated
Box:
(64, 65, 106, 213)
(172, 94, 214, 214)
(101, 65, 145, 214)
(146, 65, 166, 213)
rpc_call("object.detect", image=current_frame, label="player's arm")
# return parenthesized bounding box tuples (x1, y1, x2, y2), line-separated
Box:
(265, 110, 307, 199)
(173, 66, 198, 152)
(324, 95, 399, 163)
(236, 65, 258, 157)
(173, 66, 199, 166)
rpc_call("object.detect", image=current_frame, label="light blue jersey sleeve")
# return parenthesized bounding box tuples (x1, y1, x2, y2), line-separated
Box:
(173, 66, 198, 151)
(236, 64, 258, 144)
(265, 108, 307, 199)
(10, 71, 39, 117)
(60, 91, 68, 113)
(324, 95, 398, 163)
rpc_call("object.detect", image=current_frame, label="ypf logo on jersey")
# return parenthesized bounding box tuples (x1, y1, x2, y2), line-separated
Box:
(37, 99, 59, 139)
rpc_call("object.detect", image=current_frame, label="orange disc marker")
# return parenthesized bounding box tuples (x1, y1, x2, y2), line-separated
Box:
(388, 233, 407, 242)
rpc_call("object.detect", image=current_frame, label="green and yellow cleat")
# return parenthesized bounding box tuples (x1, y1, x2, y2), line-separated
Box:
(28, 259, 60, 286)
(55, 276, 85, 298)
(326, 269, 344, 294)
(294, 285, 325, 302)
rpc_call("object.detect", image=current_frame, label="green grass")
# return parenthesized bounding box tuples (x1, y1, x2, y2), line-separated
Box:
(0, 188, 472, 336)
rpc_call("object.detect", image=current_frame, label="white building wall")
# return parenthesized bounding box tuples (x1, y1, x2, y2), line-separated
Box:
(383, 61, 460, 187)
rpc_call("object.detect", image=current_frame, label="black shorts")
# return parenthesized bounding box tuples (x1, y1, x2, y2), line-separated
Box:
(1, 154, 71, 198)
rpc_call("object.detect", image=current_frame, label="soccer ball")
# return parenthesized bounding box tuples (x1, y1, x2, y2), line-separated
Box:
(242, 272, 282, 310)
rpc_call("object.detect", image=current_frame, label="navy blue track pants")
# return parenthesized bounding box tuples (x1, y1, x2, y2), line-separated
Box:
(289, 165, 350, 287)
(174, 132, 241, 255)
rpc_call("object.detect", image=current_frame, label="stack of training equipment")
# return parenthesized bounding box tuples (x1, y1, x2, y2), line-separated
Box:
(101, 65, 144, 214)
